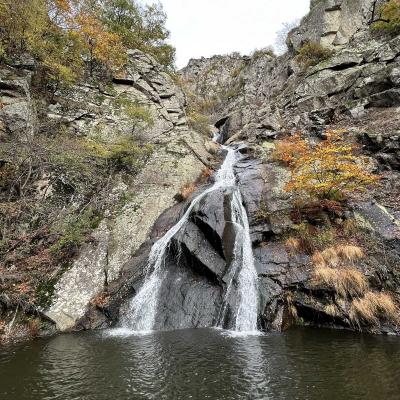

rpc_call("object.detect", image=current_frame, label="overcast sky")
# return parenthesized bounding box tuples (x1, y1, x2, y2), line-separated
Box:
(144, 0, 311, 68)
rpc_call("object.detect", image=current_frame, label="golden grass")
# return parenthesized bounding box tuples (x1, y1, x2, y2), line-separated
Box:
(312, 245, 364, 268)
(312, 251, 326, 268)
(289, 305, 298, 319)
(336, 245, 364, 263)
(178, 182, 197, 201)
(324, 303, 339, 317)
(350, 292, 399, 326)
(320, 247, 340, 267)
(314, 266, 368, 298)
(285, 237, 301, 253)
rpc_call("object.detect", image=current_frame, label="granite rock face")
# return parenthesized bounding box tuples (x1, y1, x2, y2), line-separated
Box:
(44, 51, 211, 330)
(287, 0, 381, 51)
(0, 66, 37, 140)
(180, 1, 400, 148)
(175, 0, 400, 334)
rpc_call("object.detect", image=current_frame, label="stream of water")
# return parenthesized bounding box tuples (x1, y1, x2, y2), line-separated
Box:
(123, 146, 259, 333)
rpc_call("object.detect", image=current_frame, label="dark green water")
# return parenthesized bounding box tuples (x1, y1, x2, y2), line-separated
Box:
(1, 327, 400, 400)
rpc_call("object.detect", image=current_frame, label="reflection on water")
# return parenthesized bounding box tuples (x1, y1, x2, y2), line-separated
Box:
(1, 327, 400, 400)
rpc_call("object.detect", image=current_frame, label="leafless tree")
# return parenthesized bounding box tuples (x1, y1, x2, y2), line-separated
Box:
(274, 18, 301, 55)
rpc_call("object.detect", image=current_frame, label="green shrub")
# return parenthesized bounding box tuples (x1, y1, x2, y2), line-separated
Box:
(295, 41, 333, 70)
(83, 137, 153, 173)
(372, 0, 400, 35)
(106, 139, 154, 172)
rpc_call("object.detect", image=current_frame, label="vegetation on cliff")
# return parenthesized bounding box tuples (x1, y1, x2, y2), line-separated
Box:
(295, 41, 333, 70)
(372, 0, 400, 35)
(273, 129, 379, 201)
(0, 0, 175, 89)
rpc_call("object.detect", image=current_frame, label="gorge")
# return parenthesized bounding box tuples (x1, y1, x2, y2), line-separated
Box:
(1, 0, 400, 398)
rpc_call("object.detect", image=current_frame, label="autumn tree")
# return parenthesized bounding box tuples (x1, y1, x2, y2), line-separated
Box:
(273, 130, 379, 200)
(102, 0, 175, 68)
(0, 0, 174, 85)
(0, 0, 49, 55)
(75, 12, 126, 77)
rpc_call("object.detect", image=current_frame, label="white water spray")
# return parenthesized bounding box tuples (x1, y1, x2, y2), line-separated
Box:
(123, 145, 258, 333)
(217, 188, 259, 332)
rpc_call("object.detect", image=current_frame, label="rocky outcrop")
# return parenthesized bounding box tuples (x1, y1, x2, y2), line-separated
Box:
(180, 0, 400, 150)
(41, 51, 212, 330)
(3, 0, 400, 340)
(0, 66, 37, 140)
(177, 0, 400, 335)
(287, 0, 382, 51)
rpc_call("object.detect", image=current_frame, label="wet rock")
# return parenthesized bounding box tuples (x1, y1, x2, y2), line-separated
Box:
(173, 221, 227, 280)
(253, 243, 289, 276)
(217, 112, 243, 144)
(154, 260, 222, 330)
(235, 157, 265, 222)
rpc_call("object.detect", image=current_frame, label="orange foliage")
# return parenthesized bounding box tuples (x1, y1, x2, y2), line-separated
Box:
(273, 130, 380, 200)
(179, 183, 197, 201)
(198, 167, 213, 183)
(75, 12, 126, 74)
(91, 292, 110, 308)
(272, 132, 308, 165)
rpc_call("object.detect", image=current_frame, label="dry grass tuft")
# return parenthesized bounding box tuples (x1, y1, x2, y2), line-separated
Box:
(177, 182, 197, 202)
(324, 303, 339, 317)
(312, 251, 326, 268)
(350, 292, 399, 326)
(285, 237, 301, 253)
(27, 319, 40, 337)
(320, 247, 340, 267)
(336, 245, 364, 263)
(198, 167, 213, 183)
(315, 266, 368, 298)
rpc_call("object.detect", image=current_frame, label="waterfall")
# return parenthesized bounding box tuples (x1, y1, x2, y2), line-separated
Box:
(122, 146, 258, 333)
(217, 188, 259, 332)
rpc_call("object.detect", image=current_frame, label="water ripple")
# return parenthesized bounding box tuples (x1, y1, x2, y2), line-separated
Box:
(1, 327, 400, 400)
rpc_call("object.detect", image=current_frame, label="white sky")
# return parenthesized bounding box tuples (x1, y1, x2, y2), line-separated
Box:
(144, 0, 311, 68)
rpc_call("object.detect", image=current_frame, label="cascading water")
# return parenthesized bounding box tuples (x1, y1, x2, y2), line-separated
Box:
(122, 144, 258, 333)
(217, 188, 259, 332)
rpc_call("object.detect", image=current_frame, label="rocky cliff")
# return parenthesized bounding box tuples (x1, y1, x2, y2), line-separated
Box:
(2, 0, 400, 341)
(176, 0, 400, 334)
(76, 0, 400, 335)
(0, 50, 213, 340)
